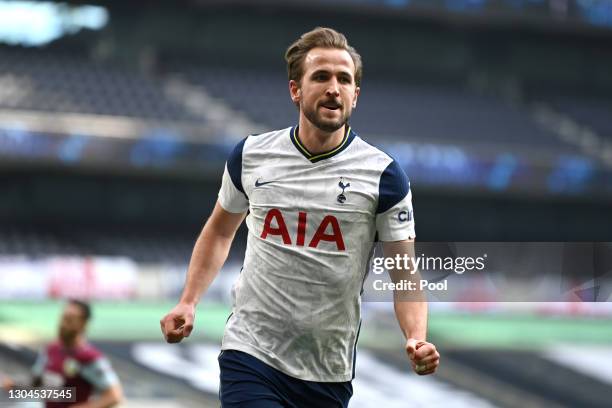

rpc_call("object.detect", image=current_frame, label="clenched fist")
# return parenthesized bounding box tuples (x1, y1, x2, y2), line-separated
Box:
(160, 302, 196, 343)
(406, 338, 440, 375)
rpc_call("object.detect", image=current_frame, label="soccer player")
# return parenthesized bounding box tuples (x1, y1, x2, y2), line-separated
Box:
(2, 300, 122, 408)
(160, 27, 440, 407)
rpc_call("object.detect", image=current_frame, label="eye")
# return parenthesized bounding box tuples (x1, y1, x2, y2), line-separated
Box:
(339, 76, 352, 84)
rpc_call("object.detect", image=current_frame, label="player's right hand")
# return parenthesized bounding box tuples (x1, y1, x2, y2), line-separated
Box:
(160, 302, 196, 343)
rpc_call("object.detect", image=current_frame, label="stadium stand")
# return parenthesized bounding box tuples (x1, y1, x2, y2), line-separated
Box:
(544, 94, 612, 140)
(0, 48, 200, 122)
(0, 48, 591, 158)
(178, 66, 581, 155)
(0, 227, 195, 263)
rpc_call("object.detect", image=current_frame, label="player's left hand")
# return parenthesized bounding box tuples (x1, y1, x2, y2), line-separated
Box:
(406, 338, 439, 375)
(1, 373, 14, 392)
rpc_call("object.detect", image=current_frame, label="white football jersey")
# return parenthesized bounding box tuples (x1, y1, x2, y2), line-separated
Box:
(218, 125, 415, 382)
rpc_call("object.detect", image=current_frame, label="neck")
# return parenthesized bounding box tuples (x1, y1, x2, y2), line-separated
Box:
(297, 116, 346, 155)
(61, 334, 84, 349)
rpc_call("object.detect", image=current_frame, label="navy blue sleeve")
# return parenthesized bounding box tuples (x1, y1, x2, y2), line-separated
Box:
(376, 160, 410, 214)
(227, 137, 247, 195)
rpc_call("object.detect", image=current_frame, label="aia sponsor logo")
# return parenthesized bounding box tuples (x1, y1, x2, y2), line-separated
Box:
(260, 209, 345, 251)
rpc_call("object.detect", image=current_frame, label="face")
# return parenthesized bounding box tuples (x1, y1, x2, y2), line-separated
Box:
(58, 303, 87, 341)
(290, 47, 360, 133)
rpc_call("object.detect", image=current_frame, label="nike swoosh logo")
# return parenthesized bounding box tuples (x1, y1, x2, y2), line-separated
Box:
(255, 179, 276, 187)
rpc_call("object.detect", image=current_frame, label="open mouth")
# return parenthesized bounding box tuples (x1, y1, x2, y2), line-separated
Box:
(321, 102, 341, 111)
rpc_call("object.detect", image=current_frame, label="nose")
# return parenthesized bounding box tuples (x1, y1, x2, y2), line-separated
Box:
(326, 78, 340, 98)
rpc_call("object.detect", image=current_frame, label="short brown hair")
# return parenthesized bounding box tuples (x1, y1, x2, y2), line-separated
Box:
(285, 27, 362, 87)
(68, 299, 91, 321)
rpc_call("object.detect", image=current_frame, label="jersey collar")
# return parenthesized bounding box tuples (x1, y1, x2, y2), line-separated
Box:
(290, 124, 356, 163)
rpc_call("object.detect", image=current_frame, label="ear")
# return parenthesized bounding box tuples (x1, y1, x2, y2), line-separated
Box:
(352, 86, 360, 108)
(289, 80, 301, 104)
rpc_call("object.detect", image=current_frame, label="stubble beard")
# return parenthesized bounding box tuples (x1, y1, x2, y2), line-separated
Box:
(302, 101, 351, 133)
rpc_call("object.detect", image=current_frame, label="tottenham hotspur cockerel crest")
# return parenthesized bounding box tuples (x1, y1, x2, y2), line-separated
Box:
(337, 178, 350, 204)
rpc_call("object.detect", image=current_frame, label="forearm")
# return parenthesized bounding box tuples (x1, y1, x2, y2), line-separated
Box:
(394, 292, 428, 341)
(383, 239, 428, 341)
(179, 222, 236, 305)
(382, 242, 439, 374)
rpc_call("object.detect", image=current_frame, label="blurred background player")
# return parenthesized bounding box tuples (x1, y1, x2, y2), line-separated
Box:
(1, 300, 122, 408)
